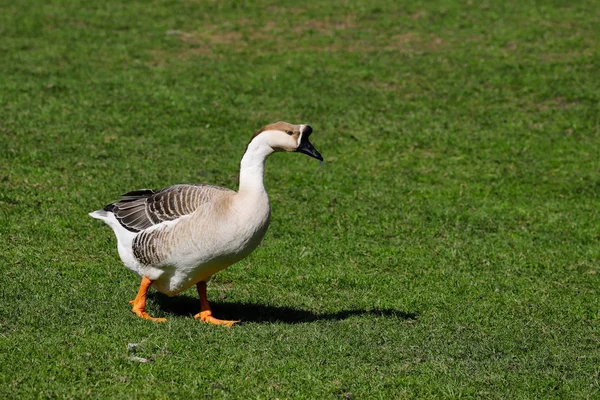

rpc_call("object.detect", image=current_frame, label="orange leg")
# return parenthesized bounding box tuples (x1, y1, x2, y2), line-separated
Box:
(129, 276, 167, 322)
(193, 281, 239, 327)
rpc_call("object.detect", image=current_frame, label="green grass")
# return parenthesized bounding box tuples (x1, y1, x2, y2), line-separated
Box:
(1, 0, 599, 397)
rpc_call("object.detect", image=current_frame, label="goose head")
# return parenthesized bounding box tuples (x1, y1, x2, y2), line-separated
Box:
(251, 121, 323, 161)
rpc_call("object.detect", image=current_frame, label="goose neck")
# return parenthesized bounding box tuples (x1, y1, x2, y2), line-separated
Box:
(238, 141, 273, 194)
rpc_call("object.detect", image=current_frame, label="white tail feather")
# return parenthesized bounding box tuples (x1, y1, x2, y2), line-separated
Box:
(89, 210, 109, 220)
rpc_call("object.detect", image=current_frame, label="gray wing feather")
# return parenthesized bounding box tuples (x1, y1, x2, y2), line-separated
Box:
(106, 184, 233, 233)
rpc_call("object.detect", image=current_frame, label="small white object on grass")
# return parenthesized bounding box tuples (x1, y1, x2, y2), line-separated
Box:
(128, 355, 152, 363)
(127, 343, 140, 352)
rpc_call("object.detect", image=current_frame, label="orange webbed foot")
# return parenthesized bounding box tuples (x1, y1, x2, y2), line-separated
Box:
(194, 310, 239, 328)
(130, 301, 167, 322)
(132, 308, 167, 322)
(127, 276, 167, 322)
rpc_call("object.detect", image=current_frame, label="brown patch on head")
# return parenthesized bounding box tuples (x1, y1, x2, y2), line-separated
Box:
(251, 121, 300, 140)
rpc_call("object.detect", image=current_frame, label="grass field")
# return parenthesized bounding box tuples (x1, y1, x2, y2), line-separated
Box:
(1, 0, 599, 398)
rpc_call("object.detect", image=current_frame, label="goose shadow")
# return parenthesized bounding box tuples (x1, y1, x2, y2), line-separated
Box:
(149, 293, 417, 324)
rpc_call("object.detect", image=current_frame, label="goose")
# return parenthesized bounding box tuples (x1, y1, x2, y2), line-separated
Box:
(89, 121, 322, 326)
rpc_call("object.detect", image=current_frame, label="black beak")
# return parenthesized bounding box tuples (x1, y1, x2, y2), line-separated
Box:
(296, 125, 323, 161)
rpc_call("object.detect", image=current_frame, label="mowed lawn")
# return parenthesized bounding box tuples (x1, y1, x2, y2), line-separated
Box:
(1, 0, 599, 398)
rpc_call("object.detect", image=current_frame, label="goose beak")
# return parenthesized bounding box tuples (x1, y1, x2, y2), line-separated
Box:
(296, 125, 323, 161)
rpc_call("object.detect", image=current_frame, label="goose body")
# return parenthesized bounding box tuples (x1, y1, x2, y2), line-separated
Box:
(90, 122, 322, 325)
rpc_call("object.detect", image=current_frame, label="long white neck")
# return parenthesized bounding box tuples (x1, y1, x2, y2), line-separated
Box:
(238, 136, 274, 195)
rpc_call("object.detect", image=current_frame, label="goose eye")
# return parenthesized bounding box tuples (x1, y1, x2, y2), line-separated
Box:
(286, 131, 293, 135)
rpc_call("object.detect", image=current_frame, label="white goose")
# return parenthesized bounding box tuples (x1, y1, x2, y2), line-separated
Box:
(90, 122, 322, 326)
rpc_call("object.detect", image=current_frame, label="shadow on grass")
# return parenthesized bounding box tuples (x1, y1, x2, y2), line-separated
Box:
(150, 293, 417, 324)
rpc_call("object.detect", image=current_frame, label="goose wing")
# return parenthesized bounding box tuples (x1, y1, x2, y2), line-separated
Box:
(105, 184, 234, 233)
